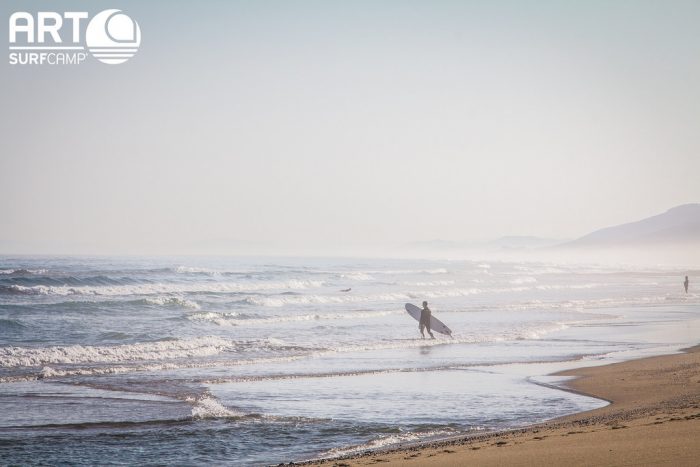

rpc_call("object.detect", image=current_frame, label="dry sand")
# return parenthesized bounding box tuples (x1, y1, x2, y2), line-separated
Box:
(302, 345, 700, 467)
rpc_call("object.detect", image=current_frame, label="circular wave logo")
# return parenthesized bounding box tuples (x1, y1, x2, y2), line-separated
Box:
(86, 9, 141, 65)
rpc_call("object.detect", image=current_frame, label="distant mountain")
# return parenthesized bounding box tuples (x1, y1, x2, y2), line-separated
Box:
(565, 204, 700, 248)
(406, 236, 565, 251)
(489, 236, 566, 250)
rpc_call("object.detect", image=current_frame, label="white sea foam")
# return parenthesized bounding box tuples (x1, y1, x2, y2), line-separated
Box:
(535, 283, 601, 290)
(0, 336, 236, 367)
(0, 268, 48, 275)
(3, 279, 326, 297)
(187, 396, 244, 419)
(340, 272, 375, 281)
(319, 429, 457, 458)
(363, 268, 449, 275)
(187, 311, 241, 326)
(324, 324, 570, 353)
(0, 354, 311, 383)
(174, 266, 217, 274)
(188, 310, 402, 326)
(533, 294, 693, 310)
(0, 321, 576, 382)
(516, 323, 571, 339)
(241, 294, 404, 307)
(402, 280, 456, 286)
(144, 296, 201, 309)
(242, 288, 485, 308)
(420, 288, 485, 299)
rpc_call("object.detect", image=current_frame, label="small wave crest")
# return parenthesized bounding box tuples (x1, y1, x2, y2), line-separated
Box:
(318, 428, 458, 459)
(187, 310, 402, 326)
(0, 336, 236, 367)
(535, 283, 601, 290)
(174, 266, 216, 274)
(0, 354, 309, 383)
(368, 268, 449, 275)
(402, 280, 456, 286)
(0, 275, 137, 289)
(340, 272, 374, 281)
(0, 279, 326, 297)
(239, 289, 484, 308)
(187, 396, 245, 419)
(143, 296, 201, 310)
(0, 268, 49, 275)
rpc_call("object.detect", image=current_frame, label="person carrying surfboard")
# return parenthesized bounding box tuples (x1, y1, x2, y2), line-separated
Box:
(404, 302, 452, 337)
(419, 301, 435, 339)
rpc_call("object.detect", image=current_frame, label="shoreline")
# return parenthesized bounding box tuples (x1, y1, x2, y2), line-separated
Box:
(299, 344, 700, 466)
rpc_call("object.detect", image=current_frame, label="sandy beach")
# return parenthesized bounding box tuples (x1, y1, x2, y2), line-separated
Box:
(306, 345, 700, 467)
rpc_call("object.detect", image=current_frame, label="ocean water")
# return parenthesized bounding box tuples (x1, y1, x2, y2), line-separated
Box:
(1, 256, 699, 465)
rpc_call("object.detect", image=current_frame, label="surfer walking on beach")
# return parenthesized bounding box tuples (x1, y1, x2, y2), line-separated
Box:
(419, 301, 435, 339)
(684, 276, 689, 294)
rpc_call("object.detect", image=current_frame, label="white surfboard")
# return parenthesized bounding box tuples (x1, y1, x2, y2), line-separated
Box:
(404, 303, 452, 336)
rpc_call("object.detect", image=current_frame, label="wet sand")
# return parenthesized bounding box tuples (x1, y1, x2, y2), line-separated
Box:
(303, 345, 700, 466)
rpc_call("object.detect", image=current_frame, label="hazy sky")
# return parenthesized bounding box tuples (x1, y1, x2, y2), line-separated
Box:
(2, 1, 699, 255)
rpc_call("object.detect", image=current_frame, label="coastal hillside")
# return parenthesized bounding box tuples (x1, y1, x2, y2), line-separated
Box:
(565, 204, 700, 247)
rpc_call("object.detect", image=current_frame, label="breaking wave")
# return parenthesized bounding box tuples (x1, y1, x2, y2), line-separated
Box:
(340, 272, 374, 281)
(0, 336, 237, 367)
(535, 283, 601, 290)
(0, 279, 326, 297)
(187, 396, 246, 419)
(402, 280, 456, 286)
(240, 289, 484, 307)
(317, 428, 459, 459)
(187, 310, 402, 326)
(367, 268, 449, 275)
(0, 354, 310, 383)
(143, 296, 201, 310)
(0, 275, 137, 288)
(0, 321, 574, 382)
(0, 268, 49, 275)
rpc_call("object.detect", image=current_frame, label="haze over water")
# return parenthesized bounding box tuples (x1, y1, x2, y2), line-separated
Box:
(1, 255, 698, 465)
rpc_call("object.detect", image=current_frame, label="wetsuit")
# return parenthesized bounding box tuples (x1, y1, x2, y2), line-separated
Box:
(419, 306, 435, 338)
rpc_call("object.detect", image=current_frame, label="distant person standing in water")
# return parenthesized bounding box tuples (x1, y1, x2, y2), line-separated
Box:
(684, 276, 689, 294)
(419, 301, 435, 339)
